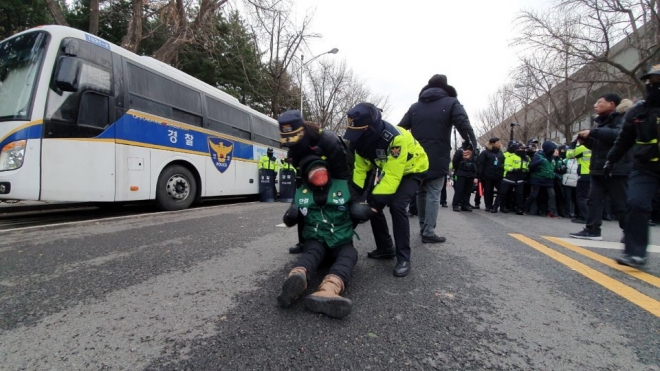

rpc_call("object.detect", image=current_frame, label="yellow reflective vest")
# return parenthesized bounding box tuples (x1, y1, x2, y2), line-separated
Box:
(279, 159, 296, 174)
(353, 126, 429, 196)
(566, 144, 591, 175)
(258, 155, 279, 171)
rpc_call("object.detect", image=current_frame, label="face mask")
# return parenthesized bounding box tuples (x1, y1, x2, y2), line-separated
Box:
(308, 167, 329, 187)
(646, 83, 660, 106)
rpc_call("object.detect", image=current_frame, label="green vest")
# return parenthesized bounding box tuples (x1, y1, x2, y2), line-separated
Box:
(530, 153, 555, 180)
(294, 179, 353, 248)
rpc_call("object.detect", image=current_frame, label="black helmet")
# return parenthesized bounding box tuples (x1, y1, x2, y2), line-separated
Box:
(267, 147, 274, 154)
(641, 64, 660, 80)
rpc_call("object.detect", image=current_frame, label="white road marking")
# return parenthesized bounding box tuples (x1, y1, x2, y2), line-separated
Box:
(559, 238, 660, 254)
(276, 223, 287, 228)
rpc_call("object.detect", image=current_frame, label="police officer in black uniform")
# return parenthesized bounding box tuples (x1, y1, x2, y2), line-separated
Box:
(605, 65, 660, 268)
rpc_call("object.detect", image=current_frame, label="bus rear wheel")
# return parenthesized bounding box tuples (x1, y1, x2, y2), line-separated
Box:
(155, 164, 197, 211)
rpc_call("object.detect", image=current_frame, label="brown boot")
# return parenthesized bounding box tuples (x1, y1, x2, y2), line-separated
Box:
(305, 274, 352, 319)
(277, 267, 307, 308)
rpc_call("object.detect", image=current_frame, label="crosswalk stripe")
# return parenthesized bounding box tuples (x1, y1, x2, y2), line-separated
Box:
(543, 236, 660, 289)
(510, 234, 660, 318)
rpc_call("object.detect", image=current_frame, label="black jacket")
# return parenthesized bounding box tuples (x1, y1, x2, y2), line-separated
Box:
(287, 125, 352, 182)
(477, 144, 504, 180)
(583, 107, 632, 176)
(608, 102, 660, 173)
(452, 149, 478, 177)
(399, 87, 478, 180)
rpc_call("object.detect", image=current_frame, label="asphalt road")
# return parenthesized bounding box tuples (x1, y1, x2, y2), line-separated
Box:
(0, 197, 659, 370)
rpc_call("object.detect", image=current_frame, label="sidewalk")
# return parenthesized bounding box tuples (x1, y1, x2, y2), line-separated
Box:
(0, 200, 79, 213)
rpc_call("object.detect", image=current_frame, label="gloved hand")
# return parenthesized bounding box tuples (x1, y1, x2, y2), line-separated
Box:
(603, 161, 612, 177)
(350, 201, 375, 223)
(283, 203, 299, 227)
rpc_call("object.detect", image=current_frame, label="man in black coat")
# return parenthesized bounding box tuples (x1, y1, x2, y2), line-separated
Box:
(278, 110, 353, 253)
(452, 142, 478, 212)
(570, 93, 632, 241)
(606, 66, 660, 268)
(399, 74, 478, 243)
(477, 137, 505, 212)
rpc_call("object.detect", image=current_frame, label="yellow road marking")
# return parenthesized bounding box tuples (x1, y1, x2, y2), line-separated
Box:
(543, 236, 660, 289)
(510, 234, 660, 318)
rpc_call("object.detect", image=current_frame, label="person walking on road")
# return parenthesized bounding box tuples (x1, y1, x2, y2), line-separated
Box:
(343, 102, 429, 277)
(477, 137, 505, 212)
(277, 110, 353, 254)
(570, 93, 632, 241)
(277, 155, 361, 318)
(399, 74, 478, 243)
(451, 141, 478, 212)
(605, 66, 660, 268)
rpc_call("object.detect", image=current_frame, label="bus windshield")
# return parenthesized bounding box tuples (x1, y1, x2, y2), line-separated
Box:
(0, 31, 48, 122)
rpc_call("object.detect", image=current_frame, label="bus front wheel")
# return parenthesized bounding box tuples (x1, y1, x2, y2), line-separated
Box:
(155, 164, 197, 211)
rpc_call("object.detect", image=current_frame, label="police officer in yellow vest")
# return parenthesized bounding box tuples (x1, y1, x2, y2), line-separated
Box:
(258, 148, 279, 200)
(343, 103, 429, 277)
(566, 140, 591, 223)
(279, 157, 296, 174)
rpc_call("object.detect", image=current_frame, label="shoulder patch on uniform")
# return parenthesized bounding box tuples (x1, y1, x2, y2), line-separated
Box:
(390, 146, 401, 158)
(381, 130, 394, 141)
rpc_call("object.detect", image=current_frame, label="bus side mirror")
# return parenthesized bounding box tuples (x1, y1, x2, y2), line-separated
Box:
(54, 57, 81, 92)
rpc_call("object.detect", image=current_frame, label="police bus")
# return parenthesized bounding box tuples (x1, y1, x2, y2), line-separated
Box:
(0, 25, 286, 211)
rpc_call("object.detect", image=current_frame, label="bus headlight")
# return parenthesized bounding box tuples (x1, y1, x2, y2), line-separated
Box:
(0, 140, 26, 171)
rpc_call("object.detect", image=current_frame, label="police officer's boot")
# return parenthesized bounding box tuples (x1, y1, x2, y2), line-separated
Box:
(277, 267, 307, 308)
(305, 274, 352, 319)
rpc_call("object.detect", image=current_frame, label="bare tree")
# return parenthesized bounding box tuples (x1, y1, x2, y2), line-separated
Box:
(515, 0, 660, 96)
(121, 0, 143, 52)
(89, 0, 100, 35)
(243, 1, 319, 117)
(45, 0, 69, 26)
(475, 85, 521, 144)
(303, 60, 390, 134)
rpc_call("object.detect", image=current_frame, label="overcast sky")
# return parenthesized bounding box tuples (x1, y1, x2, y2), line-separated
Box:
(293, 0, 551, 128)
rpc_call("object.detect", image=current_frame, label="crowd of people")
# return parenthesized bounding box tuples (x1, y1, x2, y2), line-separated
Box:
(271, 65, 660, 319)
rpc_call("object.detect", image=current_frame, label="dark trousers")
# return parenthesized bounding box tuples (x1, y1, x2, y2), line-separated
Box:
(370, 175, 421, 262)
(563, 185, 576, 218)
(408, 193, 418, 215)
(452, 176, 474, 207)
(440, 177, 447, 204)
(482, 178, 501, 210)
(295, 240, 358, 285)
(525, 184, 557, 214)
(586, 175, 627, 233)
(624, 169, 659, 258)
(495, 180, 524, 211)
(575, 178, 590, 220)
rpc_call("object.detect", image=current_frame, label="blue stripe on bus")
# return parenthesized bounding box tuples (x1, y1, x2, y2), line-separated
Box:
(0, 122, 43, 149)
(98, 113, 257, 160)
(0, 113, 261, 161)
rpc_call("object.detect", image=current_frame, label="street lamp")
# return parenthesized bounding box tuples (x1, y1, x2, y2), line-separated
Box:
(299, 48, 339, 115)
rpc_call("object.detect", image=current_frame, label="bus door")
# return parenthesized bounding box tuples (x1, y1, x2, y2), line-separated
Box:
(40, 37, 117, 202)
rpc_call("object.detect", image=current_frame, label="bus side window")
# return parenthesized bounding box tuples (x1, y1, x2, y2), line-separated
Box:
(46, 61, 111, 126)
(78, 92, 110, 129)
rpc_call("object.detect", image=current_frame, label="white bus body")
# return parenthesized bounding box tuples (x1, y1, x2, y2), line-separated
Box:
(0, 26, 286, 210)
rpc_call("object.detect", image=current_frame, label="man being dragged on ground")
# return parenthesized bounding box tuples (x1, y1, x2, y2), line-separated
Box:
(277, 155, 372, 319)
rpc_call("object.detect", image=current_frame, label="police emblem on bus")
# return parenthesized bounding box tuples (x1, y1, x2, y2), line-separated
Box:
(208, 137, 234, 173)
